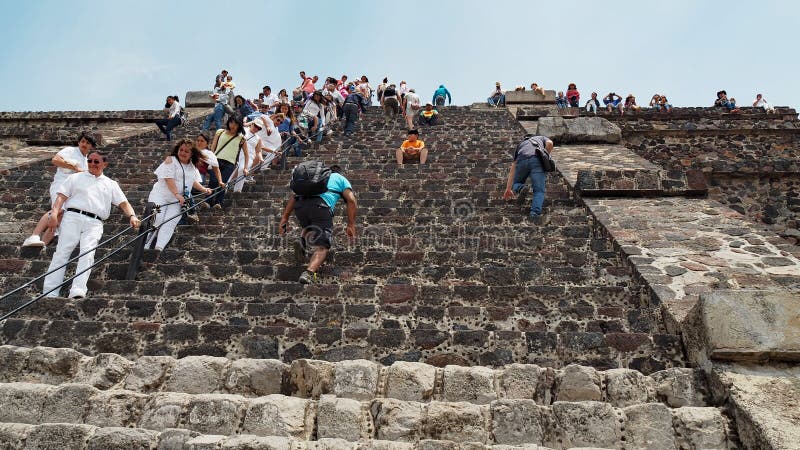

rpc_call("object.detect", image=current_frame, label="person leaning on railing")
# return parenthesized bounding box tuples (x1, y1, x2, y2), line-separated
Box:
(42, 151, 139, 299)
(146, 139, 212, 251)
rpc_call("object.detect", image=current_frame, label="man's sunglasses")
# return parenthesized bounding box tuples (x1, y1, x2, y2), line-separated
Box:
(88, 159, 104, 164)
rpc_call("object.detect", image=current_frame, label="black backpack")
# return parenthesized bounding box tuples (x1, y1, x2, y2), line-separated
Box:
(290, 161, 331, 196)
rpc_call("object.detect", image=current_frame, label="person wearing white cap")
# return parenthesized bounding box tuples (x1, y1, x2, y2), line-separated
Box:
(42, 151, 139, 298)
(23, 131, 98, 248)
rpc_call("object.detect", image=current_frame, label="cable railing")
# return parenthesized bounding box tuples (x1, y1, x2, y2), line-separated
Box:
(0, 122, 330, 322)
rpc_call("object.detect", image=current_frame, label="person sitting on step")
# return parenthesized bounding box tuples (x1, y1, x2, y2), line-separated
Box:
(488, 82, 505, 106)
(624, 94, 640, 112)
(419, 103, 440, 126)
(603, 92, 624, 115)
(566, 83, 580, 107)
(555, 91, 568, 109)
(753, 93, 775, 113)
(156, 95, 182, 141)
(585, 92, 601, 114)
(397, 129, 427, 165)
(530, 83, 545, 95)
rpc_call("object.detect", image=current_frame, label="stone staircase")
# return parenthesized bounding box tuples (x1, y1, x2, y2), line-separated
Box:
(0, 107, 739, 449)
(0, 345, 733, 449)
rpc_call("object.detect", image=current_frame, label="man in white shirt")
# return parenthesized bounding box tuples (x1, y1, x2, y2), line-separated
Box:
(261, 86, 279, 114)
(42, 151, 140, 299)
(23, 132, 98, 248)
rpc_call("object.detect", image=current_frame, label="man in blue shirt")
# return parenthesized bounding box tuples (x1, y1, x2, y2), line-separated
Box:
(279, 164, 358, 284)
(432, 84, 452, 107)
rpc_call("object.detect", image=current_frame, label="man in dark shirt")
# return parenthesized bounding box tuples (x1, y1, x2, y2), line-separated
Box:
(342, 85, 368, 136)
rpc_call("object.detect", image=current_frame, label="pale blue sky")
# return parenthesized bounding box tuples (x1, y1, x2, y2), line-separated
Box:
(1, 0, 797, 111)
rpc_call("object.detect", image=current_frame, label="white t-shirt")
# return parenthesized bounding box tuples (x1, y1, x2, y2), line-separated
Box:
(168, 101, 181, 118)
(59, 172, 127, 220)
(405, 92, 421, 110)
(263, 93, 279, 112)
(52, 146, 88, 188)
(148, 159, 202, 204)
(244, 130, 262, 158)
(259, 116, 282, 150)
(398, 83, 408, 96)
(199, 149, 219, 168)
(754, 98, 771, 109)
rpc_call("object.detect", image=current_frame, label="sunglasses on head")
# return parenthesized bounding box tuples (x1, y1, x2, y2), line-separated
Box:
(88, 159, 104, 164)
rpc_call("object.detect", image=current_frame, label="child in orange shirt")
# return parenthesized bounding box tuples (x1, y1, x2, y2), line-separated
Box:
(396, 129, 427, 165)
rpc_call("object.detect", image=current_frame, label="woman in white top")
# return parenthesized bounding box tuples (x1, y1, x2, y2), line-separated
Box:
(156, 95, 182, 141)
(302, 91, 326, 142)
(146, 139, 211, 251)
(233, 121, 266, 192)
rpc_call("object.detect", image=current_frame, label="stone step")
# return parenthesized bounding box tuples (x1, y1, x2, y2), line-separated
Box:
(3, 296, 646, 336)
(0, 345, 706, 407)
(0, 380, 732, 448)
(0, 318, 683, 370)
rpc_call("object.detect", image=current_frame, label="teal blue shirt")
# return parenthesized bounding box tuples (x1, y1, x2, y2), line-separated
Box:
(319, 173, 352, 213)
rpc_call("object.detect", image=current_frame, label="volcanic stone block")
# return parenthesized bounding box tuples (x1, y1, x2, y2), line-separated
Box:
(498, 364, 553, 404)
(24, 423, 94, 450)
(139, 392, 191, 430)
(225, 358, 286, 396)
(164, 356, 227, 394)
(623, 403, 676, 450)
(556, 364, 602, 402)
(386, 361, 436, 402)
(0, 382, 51, 423)
(185, 394, 247, 435)
(687, 290, 800, 363)
(85, 390, 148, 427)
(490, 399, 549, 445)
(41, 383, 97, 423)
(74, 352, 132, 389)
(424, 401, 490, 443)
(290, 359, 334, 398)
(442, 365, 496, 404)
(27, 346, 85, 383)
(672, 407, 731, 449)
(87, 427, 159, 450)
(371, 398, 424, 442)
(604, 368, 656, 407)
(551, 401, 622, 448)
(333, 359, 380, 400)
(0, 423, 30, 449)
(185, 91, 215, 107)
(505, 90, 556, 104)
(650, 368, 707, 407)
(242, 394, 313, 439)
(317, 395, 368, 441)
(124, 355, 173, 392)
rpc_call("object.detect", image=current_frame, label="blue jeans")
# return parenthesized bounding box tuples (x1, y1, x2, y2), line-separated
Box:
(202, 104, 225, 130)
(434, 96, 445, 107)
(487, 94, 505, 106)
(343, 103, 359, 134)
(513, 157, 546, 216)
(556, 99, 568, 108)
(586, 102, 598, 114)
(156, 115, 181, 140)
(209, 160, 236, 207)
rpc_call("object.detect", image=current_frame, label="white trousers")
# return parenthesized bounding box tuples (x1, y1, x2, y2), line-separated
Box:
(146, 202, 182, 250)
(233, 151, 275, 192)
(42, 211, 103, 297)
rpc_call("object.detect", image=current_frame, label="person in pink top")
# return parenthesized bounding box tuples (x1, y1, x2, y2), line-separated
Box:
(302, 75, 318, 96)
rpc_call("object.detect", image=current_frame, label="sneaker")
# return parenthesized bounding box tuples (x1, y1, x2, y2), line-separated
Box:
(528, 215, 542, 225)
(68, 288, 86, 299)
(199, 202, 210, 210)
(299, 270, 317, 284)
(186, 213, 200, 224)
(515, 185, 530, 206)
(213, 204, 222, 210)
(293, 239, 307, 266)
(22, 235, 45, 247)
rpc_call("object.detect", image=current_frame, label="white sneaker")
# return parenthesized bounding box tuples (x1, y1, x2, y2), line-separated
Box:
(22, 235, 45, 247)
(68, 289, 86, 299)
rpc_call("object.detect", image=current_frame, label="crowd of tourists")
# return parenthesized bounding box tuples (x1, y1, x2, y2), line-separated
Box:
(22, 70, 780, 297)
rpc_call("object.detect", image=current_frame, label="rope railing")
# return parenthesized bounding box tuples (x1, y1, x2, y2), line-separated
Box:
(0, 121, 331, 322)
